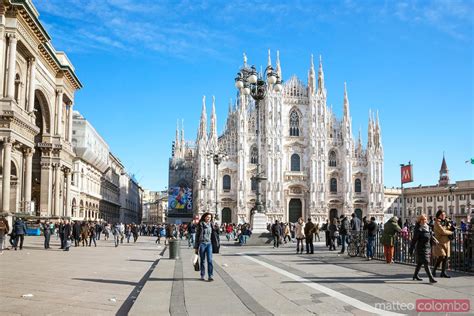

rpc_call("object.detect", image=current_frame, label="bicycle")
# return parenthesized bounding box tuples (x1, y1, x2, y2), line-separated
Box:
(348, 232, 366, 257)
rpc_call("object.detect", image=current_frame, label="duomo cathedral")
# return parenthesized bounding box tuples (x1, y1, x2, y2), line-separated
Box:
(171, 52, 384, 224)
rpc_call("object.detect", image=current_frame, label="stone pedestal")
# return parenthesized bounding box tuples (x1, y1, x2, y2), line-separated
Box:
(251, 212, 268, 233)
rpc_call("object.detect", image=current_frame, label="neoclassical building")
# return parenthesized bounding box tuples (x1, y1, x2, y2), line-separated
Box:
(0, 1, 81, 218)
(192, 52, 384, 224)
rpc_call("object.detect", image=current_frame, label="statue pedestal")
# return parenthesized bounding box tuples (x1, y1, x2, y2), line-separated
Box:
(251, 212, 268, 233)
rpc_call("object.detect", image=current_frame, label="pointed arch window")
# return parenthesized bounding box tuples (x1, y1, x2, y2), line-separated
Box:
(330, 178, 337, 193)
(291, 154, 301, 171)
(289, 110, 300, 136)
(251, 177, 257, 191)
(329, 150, 337, 167)
(354, 178, 361, 193)
(250, 146, 258, 164)
(223, 175, 231, 191)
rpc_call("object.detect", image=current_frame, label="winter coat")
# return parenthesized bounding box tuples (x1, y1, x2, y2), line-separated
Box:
(350, 217, 362, 231)
(304, 222, 316, 236)
(0, 218, 10, 235)
(13, 219, 27, 235)
(409, 224, 434, 264)
(433, 220, 452, 257)
(194, 221, 217, 249)
(271, 224, 282, 236)
(63, 223, 72, 238)
(380, 217, 401, 246)
(328, 224, 338, 237)
(339, 217, 349, 235)
(367, 222, 378, 237)
(72, 222, 81, 238)
(295, 222, 305, 239)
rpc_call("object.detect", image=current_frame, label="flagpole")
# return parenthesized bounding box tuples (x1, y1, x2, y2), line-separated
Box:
(400, 163, 405, 224)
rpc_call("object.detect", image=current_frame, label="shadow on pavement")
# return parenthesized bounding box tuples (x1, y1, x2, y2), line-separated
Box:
(72, 278, 137, 286)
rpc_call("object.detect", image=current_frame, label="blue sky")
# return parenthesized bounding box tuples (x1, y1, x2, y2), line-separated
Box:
(35, 0, 473, 190)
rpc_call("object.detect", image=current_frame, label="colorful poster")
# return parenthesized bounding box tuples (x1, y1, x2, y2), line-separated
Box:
(168, 185, 193, 210)
(401, 164, 413, 184)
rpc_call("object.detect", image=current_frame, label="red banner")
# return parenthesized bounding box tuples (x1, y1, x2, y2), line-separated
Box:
(401, 165, 413, 184)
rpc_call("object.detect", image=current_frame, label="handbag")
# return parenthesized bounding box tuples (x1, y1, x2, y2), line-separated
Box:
(192, 254, 200, 272)
(334, 231, 339, 238)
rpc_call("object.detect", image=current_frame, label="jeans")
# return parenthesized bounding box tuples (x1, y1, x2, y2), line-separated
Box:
(199, 242, 213, 279)
(366, 235, 375, 258)
(188, 233, 196, 247)
(89, 236, 96, 247)
(240, 235, 248, 245)
(273, 235, 280, 248)
(340, 234, 347, 253)
(44, 233, 51, 249)
(15, 234, 25, 249)
(305, 236, 314, 253)
(296, 238, 304, 252)
(97, 232, 101, 240)
(114, 234, 120, 247)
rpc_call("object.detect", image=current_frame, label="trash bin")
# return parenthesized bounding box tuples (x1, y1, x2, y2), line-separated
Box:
(169, 239, 180, 259)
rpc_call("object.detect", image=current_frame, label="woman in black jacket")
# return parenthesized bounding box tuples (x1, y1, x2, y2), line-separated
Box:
(409, 214, 437, 283)
(194, 212, 216, 282)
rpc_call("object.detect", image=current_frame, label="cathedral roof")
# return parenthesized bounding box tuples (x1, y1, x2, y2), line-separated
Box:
(283, 76, 308, 97)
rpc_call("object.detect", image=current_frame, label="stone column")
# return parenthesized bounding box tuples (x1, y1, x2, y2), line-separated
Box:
(2, 139, 12, 212)
(65, 169, 71, 217)
(6, 33, 17, 99)
(54, 164, 61, 216)
(27, 58, 36, 113)
(56, 89, 63, 136)
(23, 148, 33, 207)
(67, 102, 73, 142)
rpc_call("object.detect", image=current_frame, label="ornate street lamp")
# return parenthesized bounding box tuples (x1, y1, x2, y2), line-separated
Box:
(234, 55, 281, 231)
(207, 150, 228, 221)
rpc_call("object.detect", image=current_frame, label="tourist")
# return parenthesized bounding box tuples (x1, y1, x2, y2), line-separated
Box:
(328, 218, 338, 251)
(131, 223, 139, 243)
(89, 223, 97, 247)
(104, 223, 111, 241)
(322, 219, 330, 247)
(72, 221, 81, 246)
(125, 224, 132, 243)
(113, 223, 121, 247)
(295, 217, 305, 254)
(95, 222, 102, 240)
(432, 210, 453, 278)
(271, 220, 282, 248)
(409, 214, 437, 283)
(283, 223, 292, 243)
(13, 217, 27, 250)
(195, 212, 215, 282)
(339, 214, 349, 254)
(0, 215, 10, 253)
(80, 222, 89, 247)
(188, 217, 198, 246)
(314, 223, 320, 242)
(63, 219, 72, 251)
(225, 223, 233, 242)
(380, 216, 401, 264)
(42, 221, 51, 249)
(304, 218, 315, 254)
(366, 217, 377, 260)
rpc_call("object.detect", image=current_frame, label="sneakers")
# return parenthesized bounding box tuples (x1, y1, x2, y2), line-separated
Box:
(208, 277, 214, 282)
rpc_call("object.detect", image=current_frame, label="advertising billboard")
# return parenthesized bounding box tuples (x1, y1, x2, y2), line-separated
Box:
(168, 185, 193, 210)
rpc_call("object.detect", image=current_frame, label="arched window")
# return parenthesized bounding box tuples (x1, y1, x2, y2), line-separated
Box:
(330, 178, 337, 193)
(289, 110, 300, 136)
(354, 179, 361, 193)
(290, 154, 300, 171)
(14, 74, 20, 102)
(250, 146, 258, 164)
(329, 150, 337, 167)
(222, 175, 231, 191)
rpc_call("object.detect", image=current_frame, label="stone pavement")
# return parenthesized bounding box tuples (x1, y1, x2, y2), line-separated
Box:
(0, 236, 473, 316)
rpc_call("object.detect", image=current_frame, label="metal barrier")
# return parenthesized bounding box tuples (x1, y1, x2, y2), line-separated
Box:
(347, 228, 473, 273)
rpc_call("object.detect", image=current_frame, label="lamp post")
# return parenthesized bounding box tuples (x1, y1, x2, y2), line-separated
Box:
(207, 150, 228, 222)
(235, 56, 281, 231)
(448, 185, 457, 217)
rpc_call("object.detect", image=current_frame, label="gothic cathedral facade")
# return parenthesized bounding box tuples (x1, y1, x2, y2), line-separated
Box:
(190, 52, 384, 224)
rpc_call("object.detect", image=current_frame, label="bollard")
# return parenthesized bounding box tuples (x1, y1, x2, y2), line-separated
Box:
(169, 239, 180, 259)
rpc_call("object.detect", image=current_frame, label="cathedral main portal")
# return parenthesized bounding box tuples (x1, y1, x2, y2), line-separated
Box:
(288, 199, 302, 223)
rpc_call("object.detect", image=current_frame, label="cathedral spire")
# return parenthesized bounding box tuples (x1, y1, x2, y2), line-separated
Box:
(175, 119, 181, 157)
(317, 54, 325, 96)
(343, 82, 350, 120)
(276, 50, 282, 80)
(308, 54, 316, 96)
(209, 96, 218, 148)
(367, 109, 373, 148)
(358, 127, 362, 148)
(267, 49, 272, 67)
(198, 96, 207, 140)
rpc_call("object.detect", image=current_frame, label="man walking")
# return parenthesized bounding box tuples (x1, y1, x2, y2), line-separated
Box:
(63, 219, 72, 251)
(42, 221, 51, 249)
(304, 218, 316, 254)
(271, 220, 282, 248)
(13, 217, 27, 250)
(72, 220, 81, 247)
(366, 217, 377, 260)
